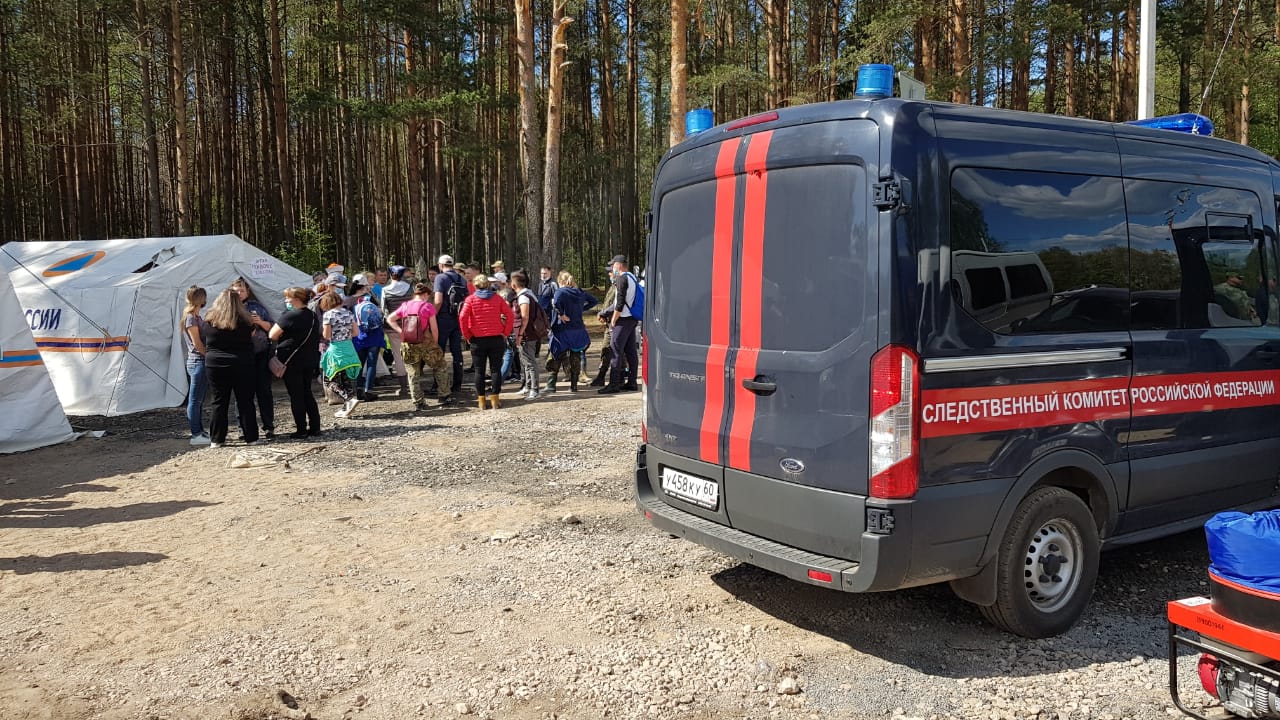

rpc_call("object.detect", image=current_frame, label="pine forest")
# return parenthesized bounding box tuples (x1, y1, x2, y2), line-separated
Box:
(0, 0, 1276, 280)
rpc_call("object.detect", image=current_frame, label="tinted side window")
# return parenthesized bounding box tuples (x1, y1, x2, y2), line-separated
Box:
(1125, 180, 1268, 329)
(950, 167, 1129, 334)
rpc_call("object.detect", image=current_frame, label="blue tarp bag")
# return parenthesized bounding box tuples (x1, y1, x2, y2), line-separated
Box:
(1205, 509, 1280, 593)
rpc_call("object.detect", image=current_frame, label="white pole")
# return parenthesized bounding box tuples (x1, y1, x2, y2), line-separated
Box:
(1137, 0, 1157, 119)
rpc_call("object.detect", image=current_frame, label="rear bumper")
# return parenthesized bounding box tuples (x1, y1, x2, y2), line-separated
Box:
(635, 444, 924, 592)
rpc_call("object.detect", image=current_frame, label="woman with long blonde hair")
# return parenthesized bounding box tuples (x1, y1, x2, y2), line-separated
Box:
(200, 288, 259, 447)
(544, 271, 597, 393)
(182, 286, 210, 445)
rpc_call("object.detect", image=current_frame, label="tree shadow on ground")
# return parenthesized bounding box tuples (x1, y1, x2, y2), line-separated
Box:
(0, 499, 218, 529)
(1, 551, 168, 574)
(712, 528, 1209, 679)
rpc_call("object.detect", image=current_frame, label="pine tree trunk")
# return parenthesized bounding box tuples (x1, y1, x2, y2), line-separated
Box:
(1045, 27, 1057, 113)
(951, 0, 970, 103)
(1240, 0, 1251, 143)
(1122, 0, 1138, 119)
(515, 0, 544, 265)
(1065, 31, 1076, 116)
(542, 3, 572, 272)
(1012, 0, 1031, 110)
(336, 0, 358, 264)
(137, 0, 164, 236)
(268, 0, 293, 241)
(405, 30, 425, 261)
(622, 0, 638, 256)
(169, 0, 190, 235)
(670, 0, 688, 146)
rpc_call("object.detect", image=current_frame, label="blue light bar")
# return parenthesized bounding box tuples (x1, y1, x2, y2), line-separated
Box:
(855, 64, 894, 99)
(1126, 113, 1214, 136)
(685, 108, 714, 136)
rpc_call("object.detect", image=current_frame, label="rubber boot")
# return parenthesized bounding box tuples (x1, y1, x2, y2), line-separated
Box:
(570, 368, 580, 393)
(477, 395, 488, 410)
(488, 394, 501, 409)
(544, 372, 558, 394)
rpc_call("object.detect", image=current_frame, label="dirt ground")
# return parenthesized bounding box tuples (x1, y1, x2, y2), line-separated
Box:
(0, 372, 1233, 720)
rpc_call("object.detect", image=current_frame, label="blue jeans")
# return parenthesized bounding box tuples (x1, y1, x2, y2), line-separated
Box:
(357, 345, 379, 394)
(186, 357, 208, 436)
(437, 316, 464, 394)
(500, 341, 517, 381)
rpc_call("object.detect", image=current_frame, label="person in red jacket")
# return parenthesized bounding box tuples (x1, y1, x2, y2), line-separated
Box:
(459, 273, 514, 409)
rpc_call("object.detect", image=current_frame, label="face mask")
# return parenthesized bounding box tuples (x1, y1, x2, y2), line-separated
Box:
(285, 302, 293, 312)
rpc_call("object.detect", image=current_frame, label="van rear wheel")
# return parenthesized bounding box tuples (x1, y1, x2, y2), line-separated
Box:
(978, 487, 1100, 638)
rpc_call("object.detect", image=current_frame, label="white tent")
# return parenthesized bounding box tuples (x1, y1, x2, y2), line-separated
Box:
(0, 235, 311, 416)
(0, 266, 76, 452)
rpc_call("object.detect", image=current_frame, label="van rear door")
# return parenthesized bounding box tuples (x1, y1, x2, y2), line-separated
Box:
(647, 119, 880, 504)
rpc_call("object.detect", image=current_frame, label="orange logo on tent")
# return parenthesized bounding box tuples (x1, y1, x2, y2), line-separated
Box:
(43, 250, 106, 277)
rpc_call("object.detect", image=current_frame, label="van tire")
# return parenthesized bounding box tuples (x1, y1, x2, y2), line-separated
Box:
(978, 487, 1099, 638)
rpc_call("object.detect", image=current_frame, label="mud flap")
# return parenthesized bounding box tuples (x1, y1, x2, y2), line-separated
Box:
(950, 561, 998, 607)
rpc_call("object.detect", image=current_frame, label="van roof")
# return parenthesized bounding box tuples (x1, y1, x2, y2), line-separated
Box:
(667, 99, 1278, 170)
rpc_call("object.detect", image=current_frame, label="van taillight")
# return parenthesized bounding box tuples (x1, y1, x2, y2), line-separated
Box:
(641, 337, 649, 443)
(869, 345, 920, 499)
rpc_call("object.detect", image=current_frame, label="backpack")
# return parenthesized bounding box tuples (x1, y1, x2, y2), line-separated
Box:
(399, 302, 432, 344)
(520, 290, 551, 342)
(443, 270, 468, 316)
(623, 272, 645, 322)
(357, 300, 383, 333)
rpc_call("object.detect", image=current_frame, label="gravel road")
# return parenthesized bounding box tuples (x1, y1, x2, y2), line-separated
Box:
(0, 377, 1231, 720)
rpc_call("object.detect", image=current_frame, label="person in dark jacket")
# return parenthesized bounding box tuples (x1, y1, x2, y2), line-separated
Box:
(201, 288, 259, 447)
(545, 271, 597, 393)
(537, 266, 559, 315)
(231, 277, 277, 439)
(269, 287, 322, 439)
(459, 273, 514, 409)
(599, 255, 640, 394)
(433, 255, 467, 395)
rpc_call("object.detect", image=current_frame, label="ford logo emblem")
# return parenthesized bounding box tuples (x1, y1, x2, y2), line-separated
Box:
(780, 458, 805, 474)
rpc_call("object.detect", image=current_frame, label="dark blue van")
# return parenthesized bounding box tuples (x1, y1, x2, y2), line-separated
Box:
(635, 98, 1280, 637)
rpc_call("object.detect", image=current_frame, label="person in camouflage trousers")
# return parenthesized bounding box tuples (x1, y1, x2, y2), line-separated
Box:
(385, 282, 455, 409)
(590, 268, 619, 387)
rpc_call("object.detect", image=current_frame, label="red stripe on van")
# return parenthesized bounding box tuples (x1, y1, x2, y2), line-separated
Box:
(699, 138, 742, 464)
(727, 131, 773, 471)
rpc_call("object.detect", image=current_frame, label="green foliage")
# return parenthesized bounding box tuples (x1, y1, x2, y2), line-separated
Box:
(276, 207, 336, 276)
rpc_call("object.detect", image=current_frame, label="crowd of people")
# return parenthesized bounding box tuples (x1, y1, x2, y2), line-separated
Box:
(181, 254, 644, 447)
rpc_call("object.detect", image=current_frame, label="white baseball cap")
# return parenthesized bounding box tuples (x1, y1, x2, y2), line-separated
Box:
(438, 254, 455, 266)
(492, 272, 508, 283)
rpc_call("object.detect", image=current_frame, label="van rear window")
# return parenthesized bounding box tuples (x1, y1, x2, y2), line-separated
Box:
(759, 165, 866, 351)
(652, 179, 717, 345)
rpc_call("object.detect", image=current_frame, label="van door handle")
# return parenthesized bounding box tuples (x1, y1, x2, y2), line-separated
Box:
(742, 378, 777, 396)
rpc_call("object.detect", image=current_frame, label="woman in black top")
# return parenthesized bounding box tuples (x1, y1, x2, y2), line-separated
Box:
(200, 288, 258, 447)
(269, 287, 322, 439)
